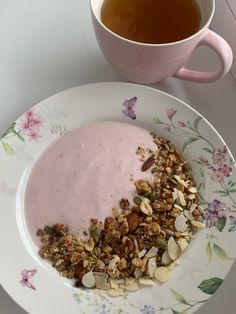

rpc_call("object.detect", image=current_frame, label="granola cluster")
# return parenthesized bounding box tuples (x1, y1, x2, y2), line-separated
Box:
(37, 133, 204, 295)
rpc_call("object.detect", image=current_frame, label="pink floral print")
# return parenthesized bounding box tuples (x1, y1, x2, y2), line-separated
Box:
(18, 110, 43, 141)
(20, 269, 37, 290)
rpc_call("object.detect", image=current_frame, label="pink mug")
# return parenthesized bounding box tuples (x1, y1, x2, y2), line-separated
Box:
(90, 0, 233, 84)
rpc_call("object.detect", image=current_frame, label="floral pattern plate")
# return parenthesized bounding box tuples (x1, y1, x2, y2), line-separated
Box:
(0, 82, 235, 314)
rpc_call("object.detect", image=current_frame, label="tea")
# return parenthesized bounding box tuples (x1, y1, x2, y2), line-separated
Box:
(101, 0, 201, 44)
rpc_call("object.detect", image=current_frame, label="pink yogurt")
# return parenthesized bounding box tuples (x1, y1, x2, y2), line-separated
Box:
(25, 121, 156, 245)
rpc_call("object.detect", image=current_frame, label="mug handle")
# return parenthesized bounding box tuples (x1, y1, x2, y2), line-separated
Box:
(174, 29, 233, 83)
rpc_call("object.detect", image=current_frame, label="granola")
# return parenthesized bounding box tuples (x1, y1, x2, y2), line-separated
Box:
(37, 133, 204, 294)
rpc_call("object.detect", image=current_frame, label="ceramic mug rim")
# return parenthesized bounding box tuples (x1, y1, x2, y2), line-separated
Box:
(90, 0, 215, 47)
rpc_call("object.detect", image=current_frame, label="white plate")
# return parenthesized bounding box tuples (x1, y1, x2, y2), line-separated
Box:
(0, 82, 235, 314)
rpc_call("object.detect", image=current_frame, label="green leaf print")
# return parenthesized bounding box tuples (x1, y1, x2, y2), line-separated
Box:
(182, 138, 198, 152)
(206, 242, 213, 263)
(171, 310, 187, 314)
(213, 243, 232, 260)
(198, 278, 223, 295)
(215, 217, 227, 232)
(193, 116, 202, 131)
(202, 147, 214, 155)
(170, 289, 190, 305)
(153, 117, 164, 124)
(1, 123, 24, 142)
(2, 142, 14, 156)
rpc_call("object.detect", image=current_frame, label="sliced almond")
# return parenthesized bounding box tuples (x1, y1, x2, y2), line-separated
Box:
(174, 204, 184, 211)
(184, 210, 194, 221)
(154, 267, 171, 283)
(162, 250, 172, 265)
(138, 249, 147, 258)
(190, 203, 197, 213)
(110, 280, 119, 290)
(198, 206, 204, 214)
(175, 214, 188, 232)
(167, 236, 181, 260)
(94, 275, 110, 290)
(141, 257, 148, 272)
(188, 186, 198, 193)
(107, 288, 124, 297)
(145, 247, 158, 258)
(125, 277, 135, 286)
(82, 271, 95, 288)
(124, 282, 139, 292)
(140, 200, 153, 216)
(177, 238, 189, 252)
(139, 278, 156, 286)
(172, 188, 179, 201)
(94, 289, 108, 298)
(174, 175, 188, 188)
(108, 255, 120, 270)
(93, 272, 109, 279)
(147, 257, 157, 278)
(178, 190, 186, 206)
(191, 220, 205, 229)
(169, 259, 181, 270)
(109, 278, 124, 285)
(134, 268, 142, 279)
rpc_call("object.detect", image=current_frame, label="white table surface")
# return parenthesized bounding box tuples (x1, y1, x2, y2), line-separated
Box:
(0, 1, 236, 313)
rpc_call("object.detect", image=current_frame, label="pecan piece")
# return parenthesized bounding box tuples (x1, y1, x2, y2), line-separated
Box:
(127, 212, 140, 232)
(142, 154, 155, 171)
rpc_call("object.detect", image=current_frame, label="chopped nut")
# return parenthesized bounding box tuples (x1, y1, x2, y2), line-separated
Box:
(127, 212, 140, 232)
(120, 221, 129, 236)
(162, 250, 172, 265)
(132, 258, 143, 267)
(102, 245, 113, 254)
(145, 247, 158, 259)
(140, 200, 153, 216)
(83, 260, 89, 268)
(167, 237, 181, 260)
(138, 249, 147, 258)
(178, 190, 186, 206)
(135, 180, 152, 194)
(108, 255, 120, 271)
(154, 267, 171, 283)
(147, 257, 157, 278)
(184, 210, 194, 221)
(134, 268, 142, 279)
(82, 271, 95, 288)
(191, 220, 205, 229)
(188, 186, 198, 193)
(150, 222, 162, 234)
(120, 198, 130, 210)
(169, 259, 181, 270)
(124, 282, 139, 291)
(142, 154, 155, 171)
(94, 274, 110, 290)
(175, 214, 188, 232)
(84, 238, 94, 252)
(107, 288, 124, 297)
(174, 175, 188, 188)
(139, 278, 156, 286)
(112, 208, 121, 218)
(177, 238, 189, 252)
